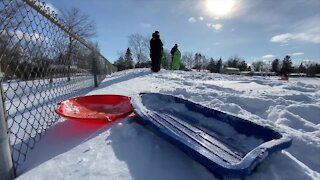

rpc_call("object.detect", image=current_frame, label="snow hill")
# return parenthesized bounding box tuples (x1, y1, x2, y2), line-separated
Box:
(17, 69, 320, 180)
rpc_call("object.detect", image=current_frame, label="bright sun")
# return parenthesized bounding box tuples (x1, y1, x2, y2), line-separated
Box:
(206, 0, 236, 17)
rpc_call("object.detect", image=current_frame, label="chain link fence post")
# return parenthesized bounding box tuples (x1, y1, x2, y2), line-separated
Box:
(0, 71, 15, 180)
(67, 37, 73, 82)
(92, 51, 98, 87)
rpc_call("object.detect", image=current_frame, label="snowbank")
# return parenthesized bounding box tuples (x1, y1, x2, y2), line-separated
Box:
(18, 69, 320, 180)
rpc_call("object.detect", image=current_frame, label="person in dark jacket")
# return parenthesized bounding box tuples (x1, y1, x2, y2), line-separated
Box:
(150, 31, 163, 72)
(170, 44, 177, 57)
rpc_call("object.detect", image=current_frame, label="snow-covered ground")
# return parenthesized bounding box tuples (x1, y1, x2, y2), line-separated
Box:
(17, 69, 320, 180)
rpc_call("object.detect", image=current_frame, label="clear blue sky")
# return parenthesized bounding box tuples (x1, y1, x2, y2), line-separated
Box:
(44, 0, 320, 64)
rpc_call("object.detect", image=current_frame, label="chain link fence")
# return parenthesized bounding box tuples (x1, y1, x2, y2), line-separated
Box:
(0, 0, 116, 176)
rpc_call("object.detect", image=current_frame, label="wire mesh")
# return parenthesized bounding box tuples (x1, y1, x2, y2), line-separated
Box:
(0, 0, 116, 174)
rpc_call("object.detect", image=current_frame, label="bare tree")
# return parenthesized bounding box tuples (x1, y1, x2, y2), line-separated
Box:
(161, 49, 171, 70)
(181, 52, 193, 69)
(62, 7, 96, 39)
(201, 55, 208, 70)
(0, 0, 24, 30)
(252, 61, 265, 72)
(128, 33, 149, 64)
(0, 0, 25, 79)
(62, 7, 96, 80)
(0, 33, 21, 79)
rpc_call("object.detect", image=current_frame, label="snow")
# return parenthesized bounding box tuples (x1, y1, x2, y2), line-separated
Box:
(16, 69, 320, 179)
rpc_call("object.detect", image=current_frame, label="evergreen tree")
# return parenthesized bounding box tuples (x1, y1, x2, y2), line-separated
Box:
(306, 64, 320, 76)
(238, 60, 248, 71)
(193, 53, 202, 71)
(113, 56, 126, 71)
(226, 55, 240, 68)
(124, 48, 134, 69)
(280, 55, 293, 76)
(271, 59, 280, 74)
(216, 58, 222, 73)
(298, 63, 306, 73)
(201, 55, 208, 70)
(314, 64, 318, 75)
(207, 58, 216, 73)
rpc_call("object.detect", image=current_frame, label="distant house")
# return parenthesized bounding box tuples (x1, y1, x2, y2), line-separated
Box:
(240, 71, 253, 76)
(289, 73, 307, 77)
(252, 71, 276, 76)
(221, 67, 240, 75)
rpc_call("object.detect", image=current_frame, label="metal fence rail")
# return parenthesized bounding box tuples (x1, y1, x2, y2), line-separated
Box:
(0, 0, 116, 177)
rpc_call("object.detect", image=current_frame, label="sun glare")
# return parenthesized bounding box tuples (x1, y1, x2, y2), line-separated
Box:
(206, 0, 236, 17)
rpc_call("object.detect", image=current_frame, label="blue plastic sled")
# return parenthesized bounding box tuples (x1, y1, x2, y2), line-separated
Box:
(131, 93, 292, 178)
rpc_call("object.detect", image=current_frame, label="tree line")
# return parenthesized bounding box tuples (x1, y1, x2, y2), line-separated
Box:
(0, 4, 105, 80)
(113, 33, 320, 76)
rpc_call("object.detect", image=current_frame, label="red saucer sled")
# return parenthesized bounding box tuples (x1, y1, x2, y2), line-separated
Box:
(55, 95, 134, 124)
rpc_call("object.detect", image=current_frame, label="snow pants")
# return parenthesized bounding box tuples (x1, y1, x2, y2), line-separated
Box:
(151, 57, 161, 72)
